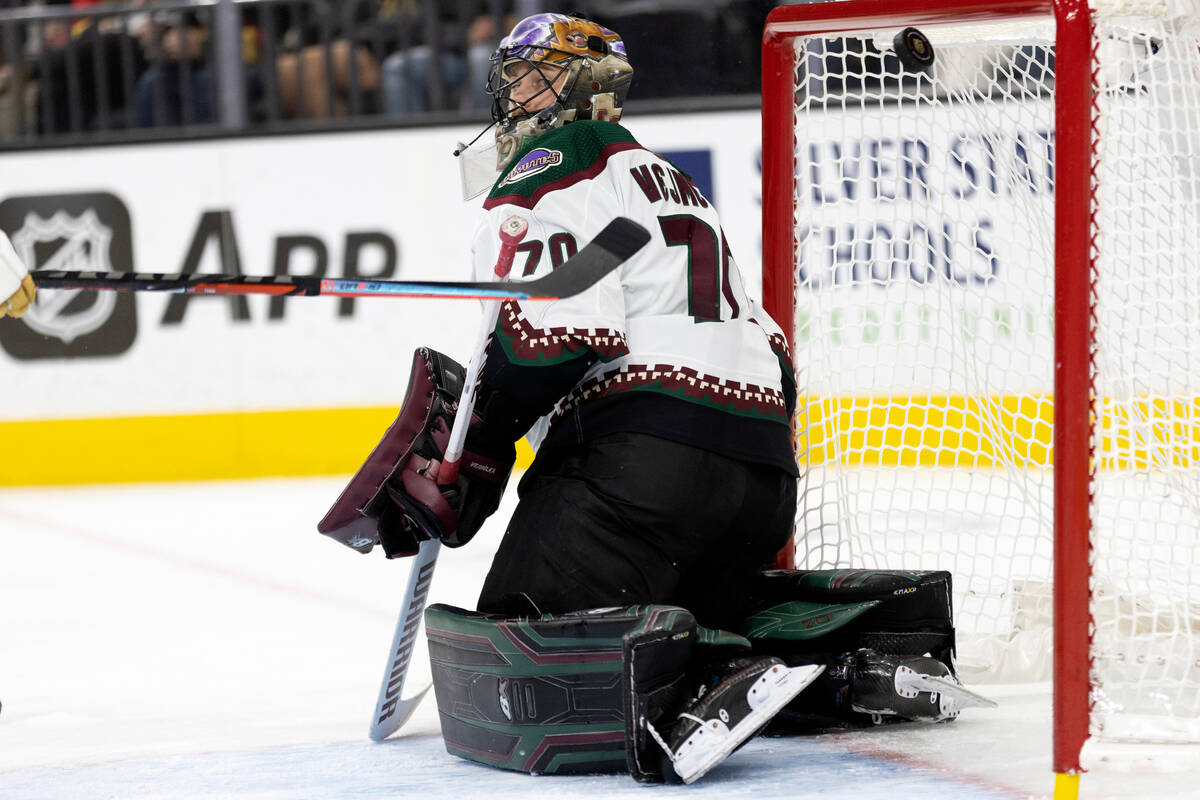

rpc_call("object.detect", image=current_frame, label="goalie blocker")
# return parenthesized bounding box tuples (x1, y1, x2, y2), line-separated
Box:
(317, 347, 514, 557)
(426, 569, 993, 783)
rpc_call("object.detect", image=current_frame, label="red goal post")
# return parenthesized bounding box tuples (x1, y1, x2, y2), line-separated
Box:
(763, 0, 1200, 784)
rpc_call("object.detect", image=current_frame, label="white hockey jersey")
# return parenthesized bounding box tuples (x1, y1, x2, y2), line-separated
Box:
(470, 120, 796, 474)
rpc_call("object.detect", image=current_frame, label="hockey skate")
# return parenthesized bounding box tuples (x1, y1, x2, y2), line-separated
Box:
(649, 656, 824, 784)
(848, 649, 997, 722)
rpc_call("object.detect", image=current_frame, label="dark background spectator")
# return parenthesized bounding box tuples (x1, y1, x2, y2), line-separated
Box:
(0, 0, 37, 139)
(0, 0, 781, 139)
(584, 0, 775, 99)
(272, 0, 383, 119)
(133, 5, 213, 127)
(34, 0, 148, 133)
(381, 1, 514, 117)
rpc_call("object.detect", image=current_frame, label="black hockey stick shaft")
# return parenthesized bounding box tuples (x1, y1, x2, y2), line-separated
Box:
(30, 217, 650, 301)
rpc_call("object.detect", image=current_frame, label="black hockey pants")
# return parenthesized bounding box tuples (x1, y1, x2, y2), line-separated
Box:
(477, 431, 797, 631)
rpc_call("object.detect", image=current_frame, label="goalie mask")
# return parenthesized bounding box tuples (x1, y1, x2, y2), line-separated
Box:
(457, 13, 632, 199)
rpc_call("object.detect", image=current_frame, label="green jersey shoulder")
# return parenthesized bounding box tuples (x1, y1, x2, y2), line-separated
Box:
(484, 121, 643, 209)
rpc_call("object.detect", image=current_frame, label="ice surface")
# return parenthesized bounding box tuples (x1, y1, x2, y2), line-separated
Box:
(1, 477, 1197, 799)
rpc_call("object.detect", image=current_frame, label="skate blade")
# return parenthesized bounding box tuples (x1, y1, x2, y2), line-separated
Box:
(673, 663, 823, 784)
(895, 667, 998, 715)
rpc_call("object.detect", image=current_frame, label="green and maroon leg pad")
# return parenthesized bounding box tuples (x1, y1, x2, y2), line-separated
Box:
(741, 568, 956, 663)
(739, 568, 962, 726)
(424, 603, 749, 780)
(424, 570, 964, 778)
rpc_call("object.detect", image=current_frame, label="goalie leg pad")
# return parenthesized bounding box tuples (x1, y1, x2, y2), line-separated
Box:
(425, 603, 698, 777)
(426, 603, 806, 781)
(741, 568, 957, 668)
(737, 569, 984, 729)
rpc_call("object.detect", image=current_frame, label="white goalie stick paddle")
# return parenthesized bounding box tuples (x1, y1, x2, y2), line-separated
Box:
(367, 215, 528, 742)
(368, 537, 440, 740)
(367, 215, 650, 741)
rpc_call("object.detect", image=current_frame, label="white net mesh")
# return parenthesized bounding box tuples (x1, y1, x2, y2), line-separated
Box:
(787, 8, 1200, 744)
(1089, 9, 1200, 742)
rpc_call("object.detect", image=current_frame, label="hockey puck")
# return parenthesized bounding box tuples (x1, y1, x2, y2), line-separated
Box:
(893, 27, 935, 73)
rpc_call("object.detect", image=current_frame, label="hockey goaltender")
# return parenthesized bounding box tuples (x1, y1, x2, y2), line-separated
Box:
(0, 8, 993, 785)
(315, 10, 997, 785)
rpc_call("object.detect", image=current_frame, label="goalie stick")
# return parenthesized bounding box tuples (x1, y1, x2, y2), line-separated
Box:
(367, 215, 648, 742)
(29, 216, 648, 302)
(367, 216, 528, 742)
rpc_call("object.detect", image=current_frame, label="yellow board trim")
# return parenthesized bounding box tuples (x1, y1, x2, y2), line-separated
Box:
(7, 393, 1197, 485)
(800, 394, 1200, 470)
(800, 394, 1054, 469)
(0, 408, 536, 487)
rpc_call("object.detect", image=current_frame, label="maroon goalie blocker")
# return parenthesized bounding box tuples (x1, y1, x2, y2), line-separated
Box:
(317, 347, 514, 558)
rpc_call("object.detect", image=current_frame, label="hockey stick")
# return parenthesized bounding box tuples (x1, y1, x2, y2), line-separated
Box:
(367, 216, 528, 742)
(368, 538, 438, 740)
(367, 215, 647, 741)
(29, 217, 648, 302)
(435, 216, 530, 489)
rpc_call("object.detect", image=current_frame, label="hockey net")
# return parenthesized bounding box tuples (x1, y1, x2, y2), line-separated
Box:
(762, 0, 1200, 768)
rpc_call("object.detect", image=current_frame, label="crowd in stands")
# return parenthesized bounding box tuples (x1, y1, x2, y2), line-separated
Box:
(0, 0, 778, 142)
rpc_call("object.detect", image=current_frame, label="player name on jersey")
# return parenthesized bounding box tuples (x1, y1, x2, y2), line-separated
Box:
(628, 163, 709, 209)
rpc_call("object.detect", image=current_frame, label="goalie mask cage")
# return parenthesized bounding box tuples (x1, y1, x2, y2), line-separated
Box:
(762, 0, 1200, 783)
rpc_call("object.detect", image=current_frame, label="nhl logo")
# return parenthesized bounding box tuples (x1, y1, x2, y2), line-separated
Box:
(0, 192, 136, 360)
(14, 209, 117, 344)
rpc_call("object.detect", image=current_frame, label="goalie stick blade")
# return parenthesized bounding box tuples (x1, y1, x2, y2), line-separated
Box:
(368, 682, 433, 742)
(30, 218, 651, 301)
(368, 539, 440, 742)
